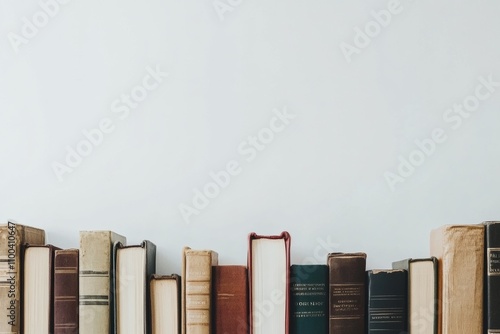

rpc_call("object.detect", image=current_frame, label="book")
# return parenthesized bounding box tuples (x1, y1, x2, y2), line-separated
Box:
(290, 264, 328, 334)
(23, 244, 60, 334)
(181, 247, 218, 334)
(392, 257, 438, 334)
(366, 269, 408, 334)
(79, 230, 126, 334)
(54, 249, 79, 334)
(327, 252, 366, 334)
(114, 240, 156, 334)
(430, 225, 484, 334)
(212, 265, 248, 334)
(248, 231, 291, 334)
(150, 274, 181, 334)
(0, 221, 45, 334)
(484, 222, 500, 334)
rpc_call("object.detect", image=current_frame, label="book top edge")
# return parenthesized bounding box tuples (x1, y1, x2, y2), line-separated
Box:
(328, 252, 366, 258)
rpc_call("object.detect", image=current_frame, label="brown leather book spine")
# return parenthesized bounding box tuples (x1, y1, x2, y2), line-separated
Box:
(212, 266, 248, 334)
(247, 231, 291, 334)
(327, 252, 366, 334)
(54, 249, 79, 334)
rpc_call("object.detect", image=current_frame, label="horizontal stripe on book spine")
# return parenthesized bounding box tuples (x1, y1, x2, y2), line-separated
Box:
(80, 270, 108, 275)
(79, 301, 109, 305)
(56, 269, 78, 274)
(80, 295, 108, 299)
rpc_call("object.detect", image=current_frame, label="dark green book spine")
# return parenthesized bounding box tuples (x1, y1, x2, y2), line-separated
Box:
(290, 265, 328, 334)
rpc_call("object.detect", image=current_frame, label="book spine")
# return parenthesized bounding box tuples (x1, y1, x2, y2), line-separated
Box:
(185, 251, 215, 334)
(151, 275, 181, 334)
(247, 231, 291, 334)
(212, 266, 248, 334)
(290, 265, 328, 334)
(79, 231, 125, 334)
(367, 270, 407, 334)
(54, 249, 79, 334)
(328, 254, 366, 334)
(431, 225, 484, 334)
(0, 222, 45, 334)
(486, 222, 500, 334)
(143, 240, 156, 334)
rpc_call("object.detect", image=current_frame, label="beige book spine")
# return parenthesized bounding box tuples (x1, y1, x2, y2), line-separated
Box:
(0, 222, 45, 334)
(79, 231, 126, 334)
(182, 248, 218, 334)
(430, 225, 483, 334)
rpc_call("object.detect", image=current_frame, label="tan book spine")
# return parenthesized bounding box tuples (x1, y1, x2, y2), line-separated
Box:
(430, 225, 483, 334)
(0, 221, 45, 334)
(79, 231, 126, 334)
(182, 248, 218, 334)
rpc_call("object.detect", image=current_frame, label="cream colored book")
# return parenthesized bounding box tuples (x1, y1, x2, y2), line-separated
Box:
(151, 274, 181, 334)
(79, 231, 126, 334)
(430, 225, 483, 334)
(181, 247, 218, 334)
(0, 221, 45, 334)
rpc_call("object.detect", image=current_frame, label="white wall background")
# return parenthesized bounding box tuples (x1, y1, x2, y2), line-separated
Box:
(1, 0, 500, 274)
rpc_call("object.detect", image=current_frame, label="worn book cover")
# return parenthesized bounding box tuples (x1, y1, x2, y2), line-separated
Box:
(367, 269, 408, 334)
(328, 252, 366, 334)
(290, 264, 328, 334)
(54, 249, 79, 334)
(430, 224, 483, 334)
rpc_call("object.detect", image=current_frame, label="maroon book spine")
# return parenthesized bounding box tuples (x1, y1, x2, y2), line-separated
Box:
(212, 266, 248, 334)
(54, 249, 79, 334)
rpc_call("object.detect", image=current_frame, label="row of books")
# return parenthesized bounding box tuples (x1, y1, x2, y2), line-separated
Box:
(0, 221, 498, 334)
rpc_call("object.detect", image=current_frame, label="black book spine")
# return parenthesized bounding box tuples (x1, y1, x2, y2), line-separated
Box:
(485, 222, 500, 333)
(367, 270, 407, 334)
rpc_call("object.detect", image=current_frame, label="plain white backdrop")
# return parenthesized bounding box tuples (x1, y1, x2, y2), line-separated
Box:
(1, 0, 500, 274)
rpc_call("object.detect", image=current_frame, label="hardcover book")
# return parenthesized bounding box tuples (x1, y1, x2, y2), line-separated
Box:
(151, 274, 181, 334)
(392, 257, 437, 334)
(0, 221, 45, 334)
(327, 252, 366, 334)
(181, 247, 218, 334)
(484, 222, 500, 334)
(290, 264, 328, 334)
(79, 230, 126, 334)
(366, 269, 408, 334)
(430, 224, 484, 334)
(248, 231, 291, 334)
(23, 244, 60, 334)
(114, 240, 156, 334)
(54, 249, 79, 334)
(212, 265, 248, 334)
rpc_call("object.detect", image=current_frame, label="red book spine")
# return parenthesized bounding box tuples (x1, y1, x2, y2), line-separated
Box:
(212, 266, 249, 334)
